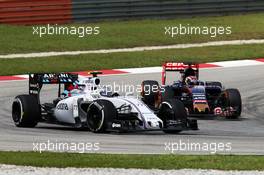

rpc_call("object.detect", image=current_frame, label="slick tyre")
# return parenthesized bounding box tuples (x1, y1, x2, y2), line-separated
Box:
(226, 88, 242, 119)
(87, 99, 117, 133)
(141, 80, 160, 106)
(159, 99, 187, 134)
(12, 95, 40, 127)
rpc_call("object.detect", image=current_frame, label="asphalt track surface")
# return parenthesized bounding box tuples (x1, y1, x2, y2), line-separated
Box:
(0, 65, 264, 154)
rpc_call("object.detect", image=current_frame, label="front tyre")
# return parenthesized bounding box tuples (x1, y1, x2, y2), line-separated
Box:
(12, 95, 40, 127)
(159, 99, 187, 134)
(87, 100, 117, 133)
(141, 80, 160, 106)
(226, 88, 242, 119)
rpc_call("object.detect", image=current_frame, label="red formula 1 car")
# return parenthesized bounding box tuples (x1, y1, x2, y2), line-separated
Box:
(141, 62, 242, 119)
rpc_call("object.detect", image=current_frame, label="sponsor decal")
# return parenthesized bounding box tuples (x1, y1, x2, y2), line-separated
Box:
(29, 83, 39, 88)
(214, 107, 222, 115)
(57, 103, 69, 110)
(29, 90, 39, 95)
(112, 123, 121, 128)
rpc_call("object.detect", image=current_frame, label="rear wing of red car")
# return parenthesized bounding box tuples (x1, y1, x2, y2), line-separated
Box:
(162, 62, 199, 85)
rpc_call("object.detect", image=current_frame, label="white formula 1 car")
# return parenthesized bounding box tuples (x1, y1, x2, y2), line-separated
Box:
(12, 72, 198, 133)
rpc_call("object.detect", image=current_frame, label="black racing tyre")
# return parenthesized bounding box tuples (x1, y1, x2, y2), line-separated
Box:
(141, 80, 160, 106)
(206, 81, 222, 88)
(159, 99, 187, 134)
(162, 86, 175, 101)
(87, 99, 117, 133)
(226, 88, 242, 119)
(12, 95, 40, 127)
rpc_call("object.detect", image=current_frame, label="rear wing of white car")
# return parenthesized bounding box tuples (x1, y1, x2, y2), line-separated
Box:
(28, 73, 78, 102)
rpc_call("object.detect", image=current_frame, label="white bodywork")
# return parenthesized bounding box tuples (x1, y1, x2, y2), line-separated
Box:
(54, 77, 163, 129)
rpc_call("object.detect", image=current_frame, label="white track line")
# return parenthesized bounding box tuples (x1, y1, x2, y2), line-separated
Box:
(211, 60, 264, 67)
(0, 165, 263, 175)
(1, 39, 264, 59)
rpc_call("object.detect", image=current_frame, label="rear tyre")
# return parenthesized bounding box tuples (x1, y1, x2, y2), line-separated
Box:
(141, 80, 160, 106)
(159, 99, 187, 134)
(226, 88, 242, 119)
(87, 99, 117, 133)
(12, 95, 40, 127)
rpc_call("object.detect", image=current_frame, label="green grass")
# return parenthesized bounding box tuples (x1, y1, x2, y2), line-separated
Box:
(0, 152, 263, 170)
(0, 13, 264, 54)
(0, 43, 263, 76)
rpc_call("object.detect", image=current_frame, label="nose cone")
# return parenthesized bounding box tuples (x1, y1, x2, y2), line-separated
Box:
(148, 121, 162, 128)
(194, 103, 209, 113)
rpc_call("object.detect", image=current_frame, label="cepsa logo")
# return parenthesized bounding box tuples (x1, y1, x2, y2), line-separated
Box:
(164, 62, 187, 70)
(164, 62, 197, 71)
(165, 62, 185, 67)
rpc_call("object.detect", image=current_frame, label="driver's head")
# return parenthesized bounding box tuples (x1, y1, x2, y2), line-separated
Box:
(184, 65, 195, 77)
(185, 76, 198, 86)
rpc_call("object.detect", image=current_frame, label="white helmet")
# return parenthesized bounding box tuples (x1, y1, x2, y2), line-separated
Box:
(77, 77, 100, 91)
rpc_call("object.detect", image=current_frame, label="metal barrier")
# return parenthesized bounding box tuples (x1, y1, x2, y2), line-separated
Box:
(0, 0, 264, 25)
(72, 0, 264, 22)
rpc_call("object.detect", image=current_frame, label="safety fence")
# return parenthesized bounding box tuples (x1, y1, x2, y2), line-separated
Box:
(72, 0, 264, 22)
(0, 0, 263, 25)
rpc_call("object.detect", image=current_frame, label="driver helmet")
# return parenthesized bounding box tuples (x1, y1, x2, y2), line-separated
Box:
(184, 66, 196, 77)
(185, 76, 198, 86)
